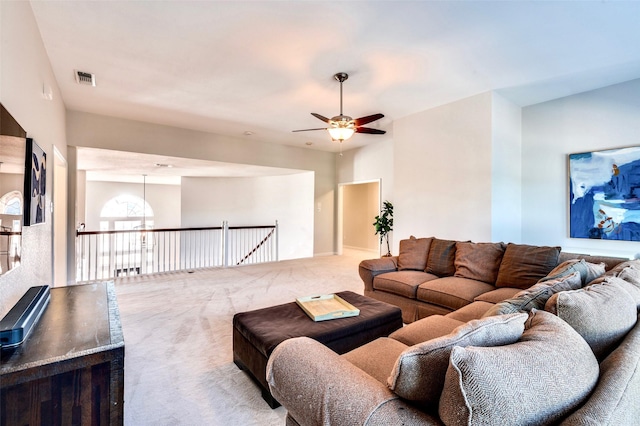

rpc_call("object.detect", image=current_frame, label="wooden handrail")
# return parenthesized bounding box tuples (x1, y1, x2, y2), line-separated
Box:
(236, 228, 275, 266)
(77, 225, 275, 236)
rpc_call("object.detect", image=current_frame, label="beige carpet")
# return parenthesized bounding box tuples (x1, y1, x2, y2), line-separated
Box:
(114, 249, 374, 425)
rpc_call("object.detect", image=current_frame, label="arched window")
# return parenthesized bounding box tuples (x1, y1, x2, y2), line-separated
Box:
(100, 194, 154, 231)
(0, 191, 22, 216)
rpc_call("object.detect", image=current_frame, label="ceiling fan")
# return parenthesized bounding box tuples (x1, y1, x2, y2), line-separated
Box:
(293, 72, 386, 143)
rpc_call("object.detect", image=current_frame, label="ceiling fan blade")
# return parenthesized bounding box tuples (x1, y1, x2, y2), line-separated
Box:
(354, 113, 384, 126)
(292, 128, 327, 132)
(355, 127, 386, 135)
(311, 113, 331, 123)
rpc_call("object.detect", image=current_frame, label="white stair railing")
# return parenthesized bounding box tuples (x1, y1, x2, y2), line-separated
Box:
(76, 221, 278, 283)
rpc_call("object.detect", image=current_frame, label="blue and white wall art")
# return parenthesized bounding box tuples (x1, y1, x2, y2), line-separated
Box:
(569, 146, 640, 241)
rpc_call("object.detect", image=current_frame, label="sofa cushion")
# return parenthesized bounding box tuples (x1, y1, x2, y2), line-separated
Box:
(482, 271, 582, 317)
(453, 241, 506, 284)
(601, 259, 640, 276)
(389, 315, 465, 346)
(616, 263, 640, 289)
(417, 276, 495, 311)
(545, 279, 637, 360)
(425, 238, 457, 277)
(342, 337, 409, 385)
(473, 287, 521, 303)
(445, 301, 494, 322)
(439, 310, 599, 426)
(397, 236, 433, 271)
(616, 267, 640, 307)
(388, 313, 527, 408)
(588, 263, 640, 308)
(540, 258, 605, 286)
(373, 271, 437, 299)
(495, 243, 561, 289)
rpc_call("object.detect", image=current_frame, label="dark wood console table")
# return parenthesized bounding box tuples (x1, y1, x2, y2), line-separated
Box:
(0, 282, 124, 425)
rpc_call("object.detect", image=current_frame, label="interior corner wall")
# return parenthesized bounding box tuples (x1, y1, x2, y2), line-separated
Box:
(0, 1, 67, 316)
(491, 93, 522, 243)
(522, 78, 640, 258)
(180, 173, 314, 260)
(392, 92, 494, 244)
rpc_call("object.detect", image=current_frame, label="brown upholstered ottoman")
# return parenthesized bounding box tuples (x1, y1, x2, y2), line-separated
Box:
(232, 291, 403, 408)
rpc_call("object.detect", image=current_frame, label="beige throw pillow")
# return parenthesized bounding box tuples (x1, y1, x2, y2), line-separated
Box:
(397, 236, 432, 271)
(588, 264, 640, 308)
(453, 241, 506, 284)
(387, 313, 527, 407)
(439, 310, 599, 426)
(483, 271, 582, 317)
(545, 279, 638, 360)
(540, 259, 605, 286)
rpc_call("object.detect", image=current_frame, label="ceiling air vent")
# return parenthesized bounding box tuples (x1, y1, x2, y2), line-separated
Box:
(75, 70, 96, 86)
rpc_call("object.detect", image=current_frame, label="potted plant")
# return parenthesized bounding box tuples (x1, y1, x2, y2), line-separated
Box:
(373, 201, 393, 257)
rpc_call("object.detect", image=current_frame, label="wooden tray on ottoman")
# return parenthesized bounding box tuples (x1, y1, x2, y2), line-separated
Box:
(296, 294, 360, 321)
(232, 291, 402, 408)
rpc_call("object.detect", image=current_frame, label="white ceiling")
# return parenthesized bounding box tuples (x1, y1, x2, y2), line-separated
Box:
(79, 147, 306, 185)
(29, 1, 640, 174)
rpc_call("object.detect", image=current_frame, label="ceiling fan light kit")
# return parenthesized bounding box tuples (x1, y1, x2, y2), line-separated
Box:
(293, 72, 385, 145)
(327, 116, 356, 142)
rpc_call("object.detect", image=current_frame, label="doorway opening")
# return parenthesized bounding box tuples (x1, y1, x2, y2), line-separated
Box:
(337, 180, 380, 256)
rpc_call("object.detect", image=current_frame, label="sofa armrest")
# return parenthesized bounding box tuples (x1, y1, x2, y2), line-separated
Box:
(267, 336, 436, 426)
(359, 257, 398, 292)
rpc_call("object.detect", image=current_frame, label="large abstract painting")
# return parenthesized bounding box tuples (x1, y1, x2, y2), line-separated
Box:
(569, 146, 640, 241)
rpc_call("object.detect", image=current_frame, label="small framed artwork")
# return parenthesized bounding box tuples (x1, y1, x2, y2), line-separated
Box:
(23, 138, 46, 226)
(569, 145, 640, 241)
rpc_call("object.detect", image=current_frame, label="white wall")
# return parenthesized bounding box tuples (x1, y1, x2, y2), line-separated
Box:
(66, 111, 336, 255)
(337, 138, 394, 251)
(0, 1, 67, 316)
(84, 181, 181, 230)
(181, 173, 314, 260)
(491, 93, 522, 243)
(0, 173, 23, 195)
(522, 78, 640, 258)
(392, 92, 494, 243)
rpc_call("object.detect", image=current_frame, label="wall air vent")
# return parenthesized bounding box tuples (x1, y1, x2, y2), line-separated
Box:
(74, 70, 96, 86)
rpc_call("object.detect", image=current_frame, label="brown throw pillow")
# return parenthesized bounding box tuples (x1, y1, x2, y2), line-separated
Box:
(397, 236, 433, 271)
(387, 313, 527, 408)
(454, 241, 506, 284)
(425, 238, 457, 277)
(495, 243, 560, 289)
(439, 310, 599, 426)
